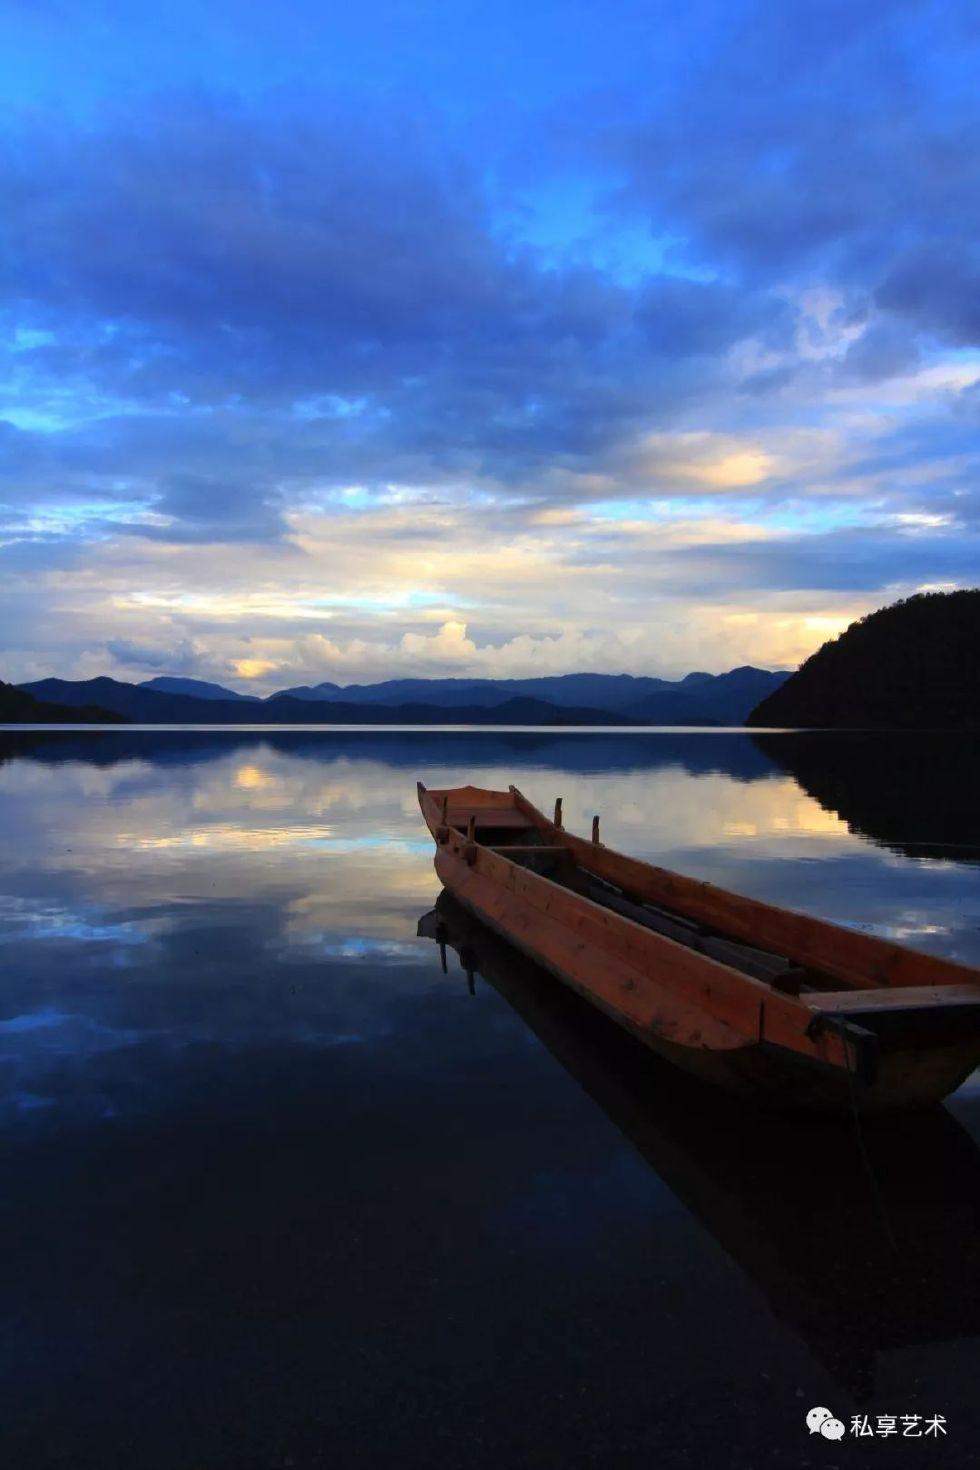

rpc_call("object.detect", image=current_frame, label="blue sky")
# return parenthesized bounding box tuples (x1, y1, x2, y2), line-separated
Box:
(2, 0, 979, 688)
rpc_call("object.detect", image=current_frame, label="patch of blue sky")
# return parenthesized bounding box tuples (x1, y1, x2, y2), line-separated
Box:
(3, 501, 155, 545)
(0, 385, 166, 435)
(301, 590, 454, 614)
(503, 176, 718, 286)
(406, 590, 452, 609)
(12, 327, 56, 351)
(0, 2, 725, 125)
(29, 500, 148, 528)
(588, 496, 879, 535)
(298, 481, 495, 518)
(759, 502, 884, 534)
(1, 404, 73, 433)
(933, 347, 980, 369)
(291, 393, 369, 422)
(306, 484, 434, 513)
(336, 485, 375, 509)
(589, 497, 737, 523)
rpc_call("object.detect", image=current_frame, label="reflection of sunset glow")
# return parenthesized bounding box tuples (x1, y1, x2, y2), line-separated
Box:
(722, 804, 849, 840)
(235, 765, 276, 790)
(766, 804, 847, 836)
(118, 827, 434, 853)
(792, 802, 849, 836)
(5, 737, 976, 963)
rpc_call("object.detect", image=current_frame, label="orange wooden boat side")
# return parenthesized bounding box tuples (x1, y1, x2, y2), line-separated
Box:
(417, 781, 980, 1110)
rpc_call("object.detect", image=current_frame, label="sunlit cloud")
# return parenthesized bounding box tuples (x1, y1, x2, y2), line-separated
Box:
(634, 433, 776, 490)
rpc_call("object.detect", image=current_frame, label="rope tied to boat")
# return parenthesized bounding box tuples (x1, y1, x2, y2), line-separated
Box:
(829, 1012, 899, 1256)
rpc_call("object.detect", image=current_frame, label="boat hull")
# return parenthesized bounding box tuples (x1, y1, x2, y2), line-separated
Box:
(419, 782, 980, 1111)
(436, 847, 976, 1110)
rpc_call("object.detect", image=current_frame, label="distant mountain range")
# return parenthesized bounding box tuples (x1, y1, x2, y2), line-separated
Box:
(268, 666, 784, 722)
(11, 666, 788, 726)
(141, 676, 261, 703)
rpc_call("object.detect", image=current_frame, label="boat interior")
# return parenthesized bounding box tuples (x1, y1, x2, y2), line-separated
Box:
(465, 806, 834, 995)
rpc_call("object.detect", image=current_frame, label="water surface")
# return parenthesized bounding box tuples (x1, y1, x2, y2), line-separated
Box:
(1, 729, 978, 1467)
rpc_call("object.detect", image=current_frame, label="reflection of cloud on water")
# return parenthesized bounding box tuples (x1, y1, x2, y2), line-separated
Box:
(275, 935, 425, 962)
(0, 1007, 151, 1050)
(2, 739, 979, 964)
(233, 764, 280, 791)
(1, 731, 980, 1136)
(118, 827, 432, 856)
(1, 744, 978, 969)
(0, 744, 855, 899)
(0, 944, 442, 1129)
(863, 916, 955, 942)
(0, 895, 152, 946)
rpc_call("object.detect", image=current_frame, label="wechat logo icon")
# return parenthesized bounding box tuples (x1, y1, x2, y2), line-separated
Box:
(807, 1406, 846, 1441)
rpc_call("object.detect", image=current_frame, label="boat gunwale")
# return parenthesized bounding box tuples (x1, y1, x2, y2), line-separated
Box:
(504, 783, 980, 999)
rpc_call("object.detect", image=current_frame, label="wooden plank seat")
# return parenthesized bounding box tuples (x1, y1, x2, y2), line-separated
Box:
(490, 845, 571, 855)
(446, 808, 532, 831)
(810, 984, 980, 1013)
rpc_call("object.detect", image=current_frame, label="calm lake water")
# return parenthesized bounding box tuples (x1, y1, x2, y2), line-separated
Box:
(1, 727, 978, 1468)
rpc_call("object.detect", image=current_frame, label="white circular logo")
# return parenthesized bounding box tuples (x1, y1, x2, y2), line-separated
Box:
(806, 1407, 845, 1440)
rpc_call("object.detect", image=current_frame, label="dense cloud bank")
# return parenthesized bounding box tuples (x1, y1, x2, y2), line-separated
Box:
(1, 0, 978, 686)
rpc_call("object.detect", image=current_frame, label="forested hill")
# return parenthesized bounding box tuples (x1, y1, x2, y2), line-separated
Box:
(0, 681, 125, 724)
(747, 590, 980, 730)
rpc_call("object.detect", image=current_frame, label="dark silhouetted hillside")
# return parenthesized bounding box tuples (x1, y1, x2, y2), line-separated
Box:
(0, 681, 125, 724)
(747, 590, 980, 729)
(140, 676, 261, 702)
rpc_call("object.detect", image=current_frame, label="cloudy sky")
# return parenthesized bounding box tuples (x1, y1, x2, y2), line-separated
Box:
(2, 0, 979, 691)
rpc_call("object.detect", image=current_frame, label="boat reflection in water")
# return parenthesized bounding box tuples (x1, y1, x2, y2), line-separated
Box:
(419, 893, 980, 1401)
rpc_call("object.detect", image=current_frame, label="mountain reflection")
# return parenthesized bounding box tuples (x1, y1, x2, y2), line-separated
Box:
(0, 727, 780, 780)
(754, 732, 980, 863)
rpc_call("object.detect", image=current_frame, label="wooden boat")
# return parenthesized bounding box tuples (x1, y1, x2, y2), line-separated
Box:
(417, 781, 980, 1110)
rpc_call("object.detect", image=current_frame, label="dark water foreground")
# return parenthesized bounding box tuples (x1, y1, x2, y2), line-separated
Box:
(0, 728, 978, 1468)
